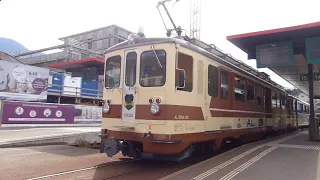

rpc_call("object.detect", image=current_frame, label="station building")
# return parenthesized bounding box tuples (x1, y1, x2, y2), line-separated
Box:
(15, 25, 133, 105)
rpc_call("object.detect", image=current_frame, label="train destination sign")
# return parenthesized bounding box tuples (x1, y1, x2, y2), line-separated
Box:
(306, 36, 320, 64)
(256, 41, 294, 68)
(299, 73, 320, 81)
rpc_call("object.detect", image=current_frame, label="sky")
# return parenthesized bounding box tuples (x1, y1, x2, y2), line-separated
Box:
(1, 0, 320, 89)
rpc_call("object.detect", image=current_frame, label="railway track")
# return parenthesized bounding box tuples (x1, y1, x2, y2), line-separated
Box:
(26, 159, 139, 180)
(25, 144, 239, 180)
(25, 134, 286, 180)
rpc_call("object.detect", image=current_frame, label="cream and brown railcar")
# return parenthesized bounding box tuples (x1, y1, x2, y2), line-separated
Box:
(100, 36, 304, 160)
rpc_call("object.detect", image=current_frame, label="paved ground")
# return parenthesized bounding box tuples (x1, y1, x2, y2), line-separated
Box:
(0, 145, 124, 180)
(0, 145, 212, 180)
(160, 131, 320, 180)
(0, 127, 100, 146)
(1, 129, 317, 180)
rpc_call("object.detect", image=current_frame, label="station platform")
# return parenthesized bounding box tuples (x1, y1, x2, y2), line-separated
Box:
(0, 127, 100, 148)
(160, 130, 320, 180)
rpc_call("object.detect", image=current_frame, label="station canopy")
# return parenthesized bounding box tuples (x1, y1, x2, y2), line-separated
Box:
(47, 57, 104, 70)
(227, 21, 320, 98)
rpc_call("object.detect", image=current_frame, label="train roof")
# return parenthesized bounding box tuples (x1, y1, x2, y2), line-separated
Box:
(287, 94, 310, 105)
(104, 36, 286, 92)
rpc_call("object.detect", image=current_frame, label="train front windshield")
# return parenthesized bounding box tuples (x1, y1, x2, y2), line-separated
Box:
(105, 50, 166, 89)
(105, 55, 121, 88)
(139, 50, 166, 87)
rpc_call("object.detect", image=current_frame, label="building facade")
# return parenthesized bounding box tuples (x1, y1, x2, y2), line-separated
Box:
(14, 24, 133, 105)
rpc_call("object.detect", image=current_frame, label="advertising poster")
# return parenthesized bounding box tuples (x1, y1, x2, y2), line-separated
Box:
(1, 101, 75, 124)
(74, 105, 102, 124)
(0, 60, 49, 101)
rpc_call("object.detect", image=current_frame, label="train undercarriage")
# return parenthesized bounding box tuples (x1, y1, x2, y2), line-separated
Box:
(100, 128, 269, 162)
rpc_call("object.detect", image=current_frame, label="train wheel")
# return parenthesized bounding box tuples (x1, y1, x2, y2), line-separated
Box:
(235, 136, 245, 146)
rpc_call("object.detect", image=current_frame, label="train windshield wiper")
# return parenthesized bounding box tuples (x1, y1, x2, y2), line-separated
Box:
(151, 45, 163, 69)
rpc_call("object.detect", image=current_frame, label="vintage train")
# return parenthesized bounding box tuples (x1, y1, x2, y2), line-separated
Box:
(99, 32, 310, 161)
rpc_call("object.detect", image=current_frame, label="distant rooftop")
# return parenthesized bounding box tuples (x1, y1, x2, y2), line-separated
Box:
(59, 24, 134, 40)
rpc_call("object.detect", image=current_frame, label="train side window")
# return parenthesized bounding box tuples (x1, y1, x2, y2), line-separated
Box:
(300, 103, 303, 113)
(220, 71, 228, 99)
(234, 76, 245, 102)
(247, 81, 255, 103)
(176, 52, 193, 92)
(299, 103, 303, 113)
(255, 84, 262, 106)
(280, 94, 285, 109)
(208, 65, 218, 97)
(262, 87, 266, 108)
(276, 93, 280, 108)
(83, 67, 97, 82)
(304, 105, 307, 114)
(272, 91, 277, 107)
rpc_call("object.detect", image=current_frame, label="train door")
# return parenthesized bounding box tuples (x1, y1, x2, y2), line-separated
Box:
(121, 50, 138, 123)
(197, 60, 209, 129)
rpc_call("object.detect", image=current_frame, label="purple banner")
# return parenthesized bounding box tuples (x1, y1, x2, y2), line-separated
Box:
(1, 101, 75, 124)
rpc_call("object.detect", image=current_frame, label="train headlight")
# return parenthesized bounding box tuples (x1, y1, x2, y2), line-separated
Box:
(150, 103, 160, 115)
(103, 103, 110, 114)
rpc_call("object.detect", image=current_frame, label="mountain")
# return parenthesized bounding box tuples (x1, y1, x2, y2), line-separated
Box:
(0, 37, 29, 55)
(0, 37, 43, 57)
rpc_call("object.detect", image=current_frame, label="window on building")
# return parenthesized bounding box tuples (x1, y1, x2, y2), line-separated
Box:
(140, 50, 166, 87)
(208, 65, 218, 97)
(81, 52, 89, 59)
(83, 67, 97, 82)
(88, 42, 92, 49)
(105, 55, 121, 88)
(234, 76, 245, 102)
(175, 52, 193, 92)
(220, 71, 228, 99)
(125, 52, 137, 86)
(247, 81, 255, 102)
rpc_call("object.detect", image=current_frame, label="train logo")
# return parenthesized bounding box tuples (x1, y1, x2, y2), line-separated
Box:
(259, 119, 264, 126)
(246, 119, 254, 127)
(124, 94, 134, 110)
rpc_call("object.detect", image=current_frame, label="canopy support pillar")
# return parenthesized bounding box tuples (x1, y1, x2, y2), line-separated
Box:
(308, 64, 319, 141)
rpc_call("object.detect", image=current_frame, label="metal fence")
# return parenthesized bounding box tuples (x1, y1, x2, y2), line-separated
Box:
(48, 84, 103, 99)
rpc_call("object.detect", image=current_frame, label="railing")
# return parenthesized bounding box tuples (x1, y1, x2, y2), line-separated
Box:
(48, 84, 103, 99)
